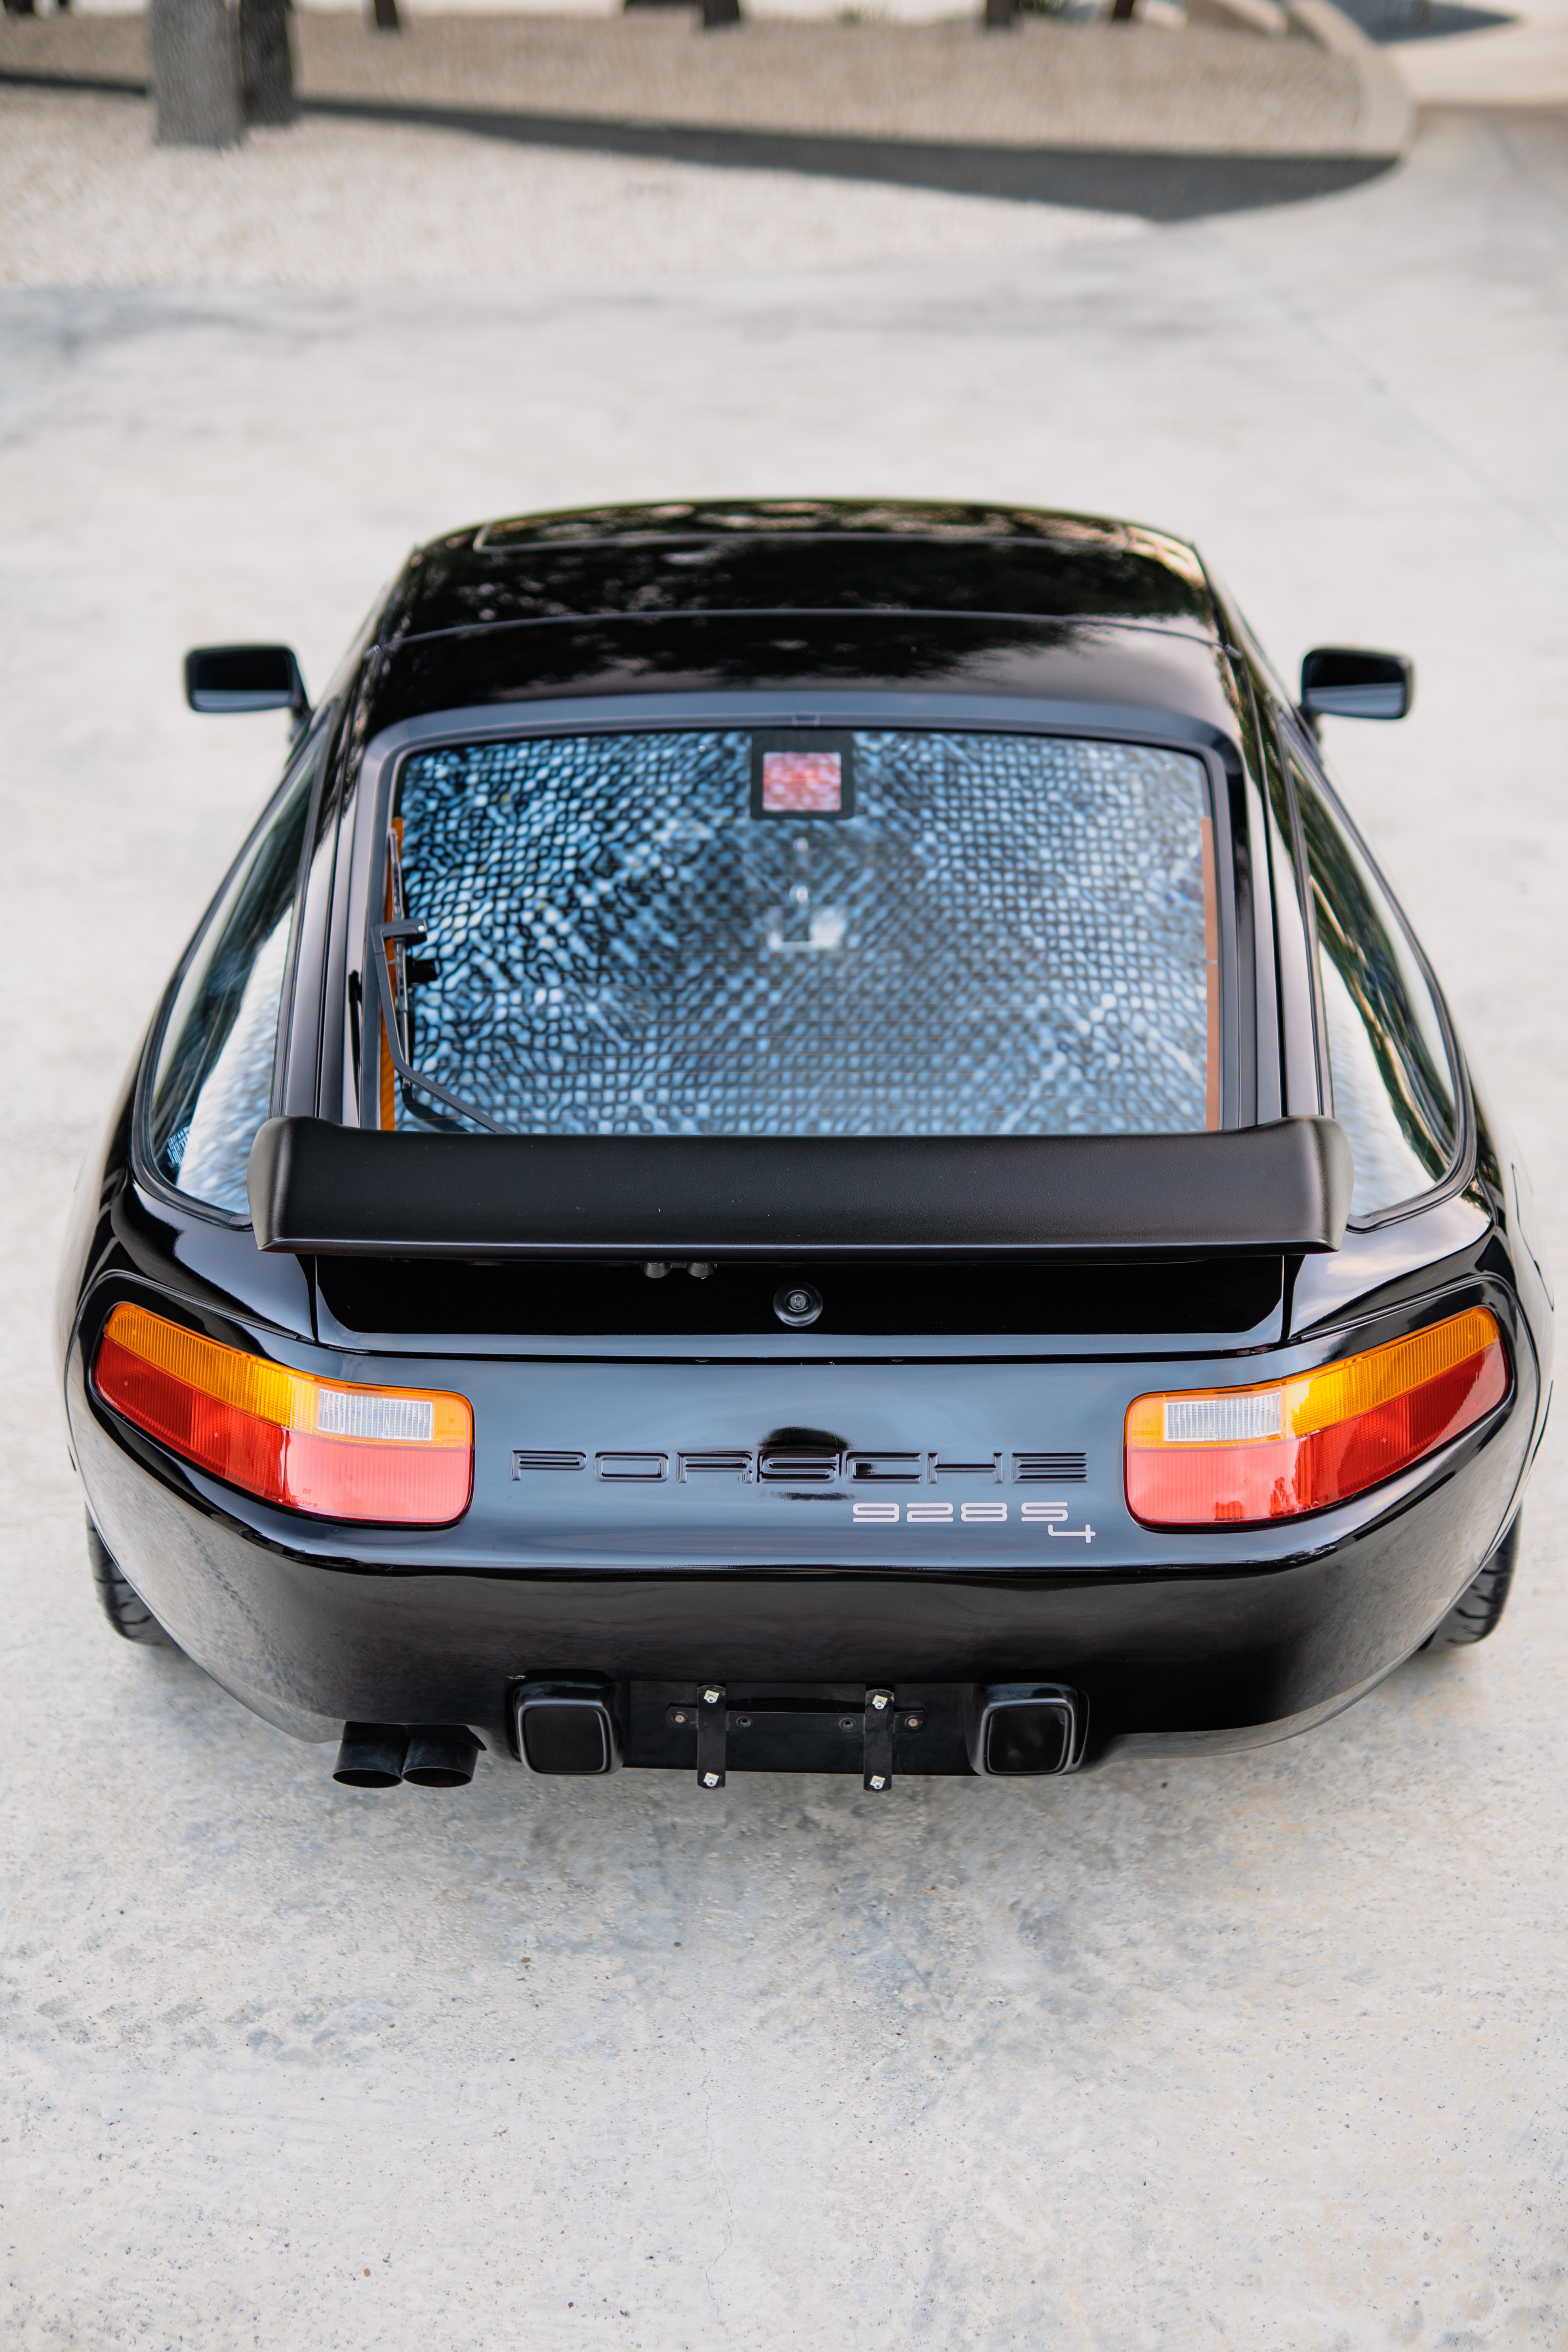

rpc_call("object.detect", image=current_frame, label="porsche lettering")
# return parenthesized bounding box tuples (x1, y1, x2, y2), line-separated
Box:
(510, 1447, 1092, 1486)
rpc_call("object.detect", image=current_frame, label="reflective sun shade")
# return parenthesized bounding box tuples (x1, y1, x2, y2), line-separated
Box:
(1126, 1306, 1507, 1528)
(391, 729, 1216, 1142)
(93, 1303, 473, 1525)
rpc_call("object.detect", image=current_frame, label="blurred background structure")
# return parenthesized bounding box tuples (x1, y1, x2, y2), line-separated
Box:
(4, 0, 1417, 179)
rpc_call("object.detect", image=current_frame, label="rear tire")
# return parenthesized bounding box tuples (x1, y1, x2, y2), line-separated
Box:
(1429, 1514, 1522, 1649)
(86, 1513, 173, 1645)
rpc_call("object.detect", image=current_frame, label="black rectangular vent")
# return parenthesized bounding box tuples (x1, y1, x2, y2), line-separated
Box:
(1012, 1452, 1088, 1483)
(511, 1450, 586, 1475)
(317, 1252, 1284, 1342)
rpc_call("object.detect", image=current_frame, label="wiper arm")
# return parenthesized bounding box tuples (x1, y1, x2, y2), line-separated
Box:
(369, 918, 512, 1137)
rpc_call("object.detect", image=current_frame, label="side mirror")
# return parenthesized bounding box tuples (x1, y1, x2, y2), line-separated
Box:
(185, 644, 308, 720)
(1300, 646, 1413, 722)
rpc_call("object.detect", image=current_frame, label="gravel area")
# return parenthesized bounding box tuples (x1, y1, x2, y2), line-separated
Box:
(0, 87, 1142, 286)
(0, 7, 1365, 152)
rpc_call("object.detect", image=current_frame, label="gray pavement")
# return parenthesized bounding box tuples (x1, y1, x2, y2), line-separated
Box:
(0, 84, 1145, 285)
(4, 102, 1568, 2350)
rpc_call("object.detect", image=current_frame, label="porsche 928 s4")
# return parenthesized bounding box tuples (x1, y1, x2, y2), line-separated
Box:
(55, 500, 1553, 1794)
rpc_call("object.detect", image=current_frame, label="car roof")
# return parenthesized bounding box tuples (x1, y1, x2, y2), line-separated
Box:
(390, 499, 1220, 635)
(361, 499, 1241, 739)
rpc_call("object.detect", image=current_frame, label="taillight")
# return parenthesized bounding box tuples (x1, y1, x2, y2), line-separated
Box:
(93, 1302, 473, 1526)
(1126, 1306, 1507, 1529)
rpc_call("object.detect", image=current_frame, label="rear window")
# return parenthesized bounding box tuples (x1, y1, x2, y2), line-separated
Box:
(375, 728, 1218, 1140)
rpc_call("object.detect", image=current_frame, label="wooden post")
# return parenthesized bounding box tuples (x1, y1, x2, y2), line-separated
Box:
(149, 0, 244, 147)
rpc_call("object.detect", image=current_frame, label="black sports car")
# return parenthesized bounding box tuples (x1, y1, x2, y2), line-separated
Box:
(56, 499, 1553, 1794)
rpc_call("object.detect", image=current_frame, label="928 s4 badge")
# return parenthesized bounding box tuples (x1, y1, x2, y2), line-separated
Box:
(851, 1500, 1095, 1540)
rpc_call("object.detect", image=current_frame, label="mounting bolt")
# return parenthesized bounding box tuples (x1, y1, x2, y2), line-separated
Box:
(703, 1771, 721, 1788)
(703, 1687, 721, 1705)
(871, 1693, 889, 1711)
(869, 1774, 887, 1791)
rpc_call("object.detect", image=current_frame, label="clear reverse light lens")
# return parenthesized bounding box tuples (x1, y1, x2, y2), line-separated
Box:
(316, 1389, 435, 1443)
(1163, 1393, 1283, 1445)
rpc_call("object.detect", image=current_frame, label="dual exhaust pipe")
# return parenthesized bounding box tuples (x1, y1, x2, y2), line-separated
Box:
(333, 1722, 482, 1789)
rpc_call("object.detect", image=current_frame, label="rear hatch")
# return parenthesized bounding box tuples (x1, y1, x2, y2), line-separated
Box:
(313, 1251, 1287, 1570)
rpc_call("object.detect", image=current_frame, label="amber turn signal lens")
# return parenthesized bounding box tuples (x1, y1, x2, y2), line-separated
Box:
(1126, 1306, 1507, 1529)
(93, 1303, 473, 1525)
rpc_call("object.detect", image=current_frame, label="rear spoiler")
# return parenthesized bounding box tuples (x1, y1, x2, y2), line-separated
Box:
(247, 1116, 1354, 1259)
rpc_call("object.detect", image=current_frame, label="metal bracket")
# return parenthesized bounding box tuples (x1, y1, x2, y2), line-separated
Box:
(863, 1687, 895, 1792)
(696, 1682, 728, 1789)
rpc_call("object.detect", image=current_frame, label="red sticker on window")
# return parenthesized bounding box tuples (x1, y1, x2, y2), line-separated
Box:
(761, 751, 843, 813)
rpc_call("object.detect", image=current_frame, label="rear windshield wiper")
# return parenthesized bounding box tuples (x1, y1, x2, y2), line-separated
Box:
(369, 917, 513, 1137)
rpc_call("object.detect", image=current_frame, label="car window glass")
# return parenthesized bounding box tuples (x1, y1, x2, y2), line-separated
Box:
(379, 727, 1219, 1141)
(1254, 706, 1322, 1117)
(147, 734, 324, 1212)
(1292, 755, 1457, 1216)
(1204, 572, 1297, 711)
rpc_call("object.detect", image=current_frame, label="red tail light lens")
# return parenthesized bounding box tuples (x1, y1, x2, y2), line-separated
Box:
(93, 1303, 473, 1526)
(1126, 1306, 1508, 1529)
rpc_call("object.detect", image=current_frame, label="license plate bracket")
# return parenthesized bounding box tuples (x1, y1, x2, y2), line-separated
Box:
(634, 1681, 951, 1780)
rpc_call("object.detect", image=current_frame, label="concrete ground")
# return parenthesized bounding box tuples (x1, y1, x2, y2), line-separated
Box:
(0, 84, 1145, 284)
(4, 91, 1568, 2352)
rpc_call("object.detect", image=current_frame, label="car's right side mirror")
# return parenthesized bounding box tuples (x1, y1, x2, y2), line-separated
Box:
(1300, 646, 1414, 722)
(185, 643, 308, 719)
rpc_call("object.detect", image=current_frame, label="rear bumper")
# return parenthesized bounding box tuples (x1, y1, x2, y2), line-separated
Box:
(70, 1339, 1534, 1772)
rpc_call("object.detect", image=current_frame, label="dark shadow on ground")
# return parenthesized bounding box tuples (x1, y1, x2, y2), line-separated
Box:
(0, 69, 1400, 221)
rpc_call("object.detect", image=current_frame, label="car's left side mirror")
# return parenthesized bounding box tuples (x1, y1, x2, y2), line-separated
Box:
(1300, 646, 1413, 722)
(185, 643, 309, 720)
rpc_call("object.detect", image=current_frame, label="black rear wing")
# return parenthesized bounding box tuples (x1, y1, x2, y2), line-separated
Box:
(247, 1117, 1353, 1259)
